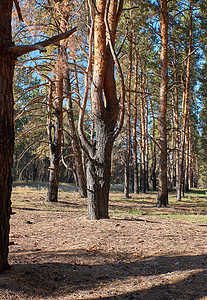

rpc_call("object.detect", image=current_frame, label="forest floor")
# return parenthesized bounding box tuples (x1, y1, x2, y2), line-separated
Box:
(0, 184, 207, 300)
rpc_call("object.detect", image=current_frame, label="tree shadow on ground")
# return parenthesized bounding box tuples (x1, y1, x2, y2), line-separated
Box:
(0, 251, 206, 299)
(93, 269, 207, 300)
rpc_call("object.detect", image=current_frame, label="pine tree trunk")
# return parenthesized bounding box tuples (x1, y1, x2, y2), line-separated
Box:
(133, 52, 139, 194)
(87, 137, 113, 219)
(47, 56, 63, 202)
(65, 73, 87, 198)
(189, 126, 194, 188)
(124, 161, 130, 198)
(0, 0, 15, 272)
(185, 123, 190, 193)
(177, 2, 192, 201)
(194, 156, 198, 188)
(79, 0, 124, 219)
(0, 0, 76, 271)
(157, 0, 168, 207)
(144, 88, 149, 192)
(139, 56, 146, 193)
(124, 33, 132, 199)
(47, 4, 72, 202)
(149, 92, 157, 191)
(172, 43, 181, 200)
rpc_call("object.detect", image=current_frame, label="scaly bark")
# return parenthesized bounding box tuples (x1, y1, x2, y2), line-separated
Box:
(172, 36, 180, 198)
(0, 0, 15, 272)
(149, 87, 157, 191)
(177, 1, 192, 201)
(157, 0, 168, 207)
(47, 48, 63, 202)
(133, 51, 139, 194)
(65, 73, 87, 198)
(124, 29, 132, 199)
(139, 55, 146, 193)
(144, 78, 149, 192)
(79, 0, 125, 219)
(0, 0, 76, 271)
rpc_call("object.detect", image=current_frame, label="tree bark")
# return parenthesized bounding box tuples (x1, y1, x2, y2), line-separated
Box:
(172, 42, 180, 196)
(65, 73, 87, 198)
(87, 0, 115, 219)
(185, 121, 190, 193)
(0, 0, 15, 273)
(133, 51, 139, 194)
(47, 2, 70, 202)
(139, 55, 146, 193)
(47, 50, 63, 202)
(157, 0, 168, 207)
(79, 0, 124, 219)
(149, 88, 157, 191)
(0, 0, 76, 272)
(144, 82, 149, 192)
(177, 2, 192, 201)
(86, 138, 113, 219)
(124, 30, 132, 199)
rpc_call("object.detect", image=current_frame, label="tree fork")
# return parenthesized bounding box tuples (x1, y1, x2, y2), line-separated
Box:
(78, 0, 125, 220)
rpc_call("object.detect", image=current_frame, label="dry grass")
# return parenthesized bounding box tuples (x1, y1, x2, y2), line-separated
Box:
(0, 184, 206, 299)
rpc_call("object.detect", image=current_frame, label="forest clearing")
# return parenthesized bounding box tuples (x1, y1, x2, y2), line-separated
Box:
(0, 184, 206, 300)
(1, 1, 207, 298)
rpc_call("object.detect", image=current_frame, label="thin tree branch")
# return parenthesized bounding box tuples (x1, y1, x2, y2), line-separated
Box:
(16, 140, 48, 167)
(14, 83, 46, 104)
(18, 145, 48, 179)
(116, 0, 124, 27)
(169, 44, 204, 80)
(9, 27, 77, 57)
(14, 0, 24, 22)
(122, 6, 139, 11)
(147, 134, 161, 151)
(16, 124, 47, 140)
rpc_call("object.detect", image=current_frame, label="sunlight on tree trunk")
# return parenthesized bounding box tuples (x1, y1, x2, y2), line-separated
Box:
(47, 48, 63, 202)
(157, 0, 168, 207)
(78, 0, 125, 219)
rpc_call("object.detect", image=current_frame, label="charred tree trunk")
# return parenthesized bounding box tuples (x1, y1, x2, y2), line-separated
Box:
(157, 0, 168, 207)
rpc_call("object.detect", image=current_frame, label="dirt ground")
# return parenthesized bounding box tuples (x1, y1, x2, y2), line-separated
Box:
(0, 185, 207, 300)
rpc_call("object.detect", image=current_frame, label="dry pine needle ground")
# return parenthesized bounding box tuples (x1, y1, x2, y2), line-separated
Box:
(0, 185, 207, 299)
